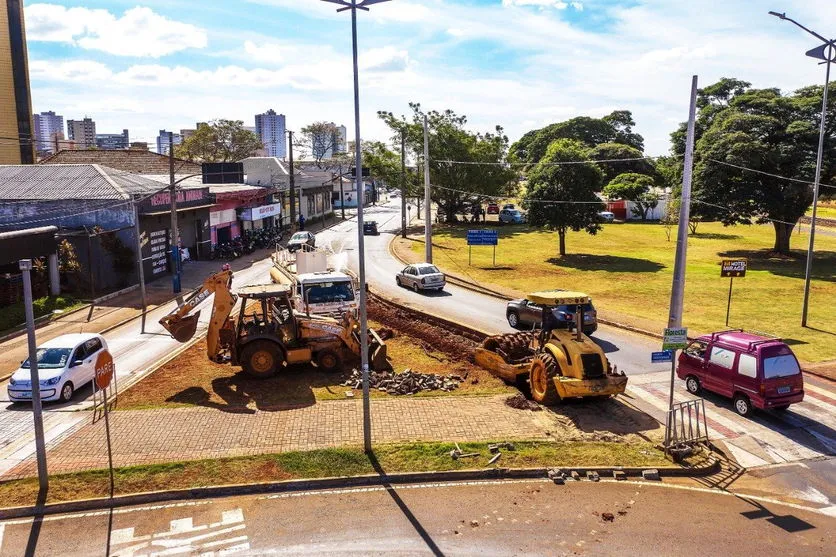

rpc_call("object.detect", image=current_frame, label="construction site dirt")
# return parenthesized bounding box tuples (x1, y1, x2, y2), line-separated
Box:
(118, 298, 663, 445)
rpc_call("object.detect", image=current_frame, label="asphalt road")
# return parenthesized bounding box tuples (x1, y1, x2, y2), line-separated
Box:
(1, 479, 832, 556)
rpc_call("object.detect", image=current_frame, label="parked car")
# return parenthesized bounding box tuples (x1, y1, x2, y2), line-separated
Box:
(597, 211, 615, 222)
(505, 296, 598, 335)
(396, 263, 446, 292)
(499, 208, 526, 224)
(486, 202, 500, 214)
(676, 331, 804, 416)
(7, 333, 108, 403)
(363, 221, 379, 235)
(287, 231, 316, 252)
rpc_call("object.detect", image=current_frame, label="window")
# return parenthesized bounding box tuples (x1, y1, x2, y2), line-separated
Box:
(737, 354, 757, 378)
(684, 341, 708, 360)
(709, 346, 736, 370)
(22, 348, 72, 369)
(85, 338, 103, 355)
(763, 355, 801, 379)
(418, 265, 441, 275)
(302, 282, 355, 304)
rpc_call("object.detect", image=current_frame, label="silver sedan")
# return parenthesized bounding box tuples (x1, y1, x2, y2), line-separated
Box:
(396, 263, 446, 292)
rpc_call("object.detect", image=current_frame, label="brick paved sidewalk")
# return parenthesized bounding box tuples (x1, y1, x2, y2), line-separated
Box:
(4, 395, 571, 478)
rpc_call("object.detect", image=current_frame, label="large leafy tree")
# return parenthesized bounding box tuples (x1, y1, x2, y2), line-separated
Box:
(673, 78, 836, 254)
(589, 142, 657, 185)
(524, 139, 604, 256)
(378, 103, 516, 221)
(361, 140, 422, 198)
(510, 111, 645, 164)
(296, 122, 344, 169)
(175, 120, 263, 162)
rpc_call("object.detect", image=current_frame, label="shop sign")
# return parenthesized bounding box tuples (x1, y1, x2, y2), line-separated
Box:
(139, 187, 211, 213)
(210, 209, 237, 226)
(240, 203, 282, 221)
(148, 229, 169, 275)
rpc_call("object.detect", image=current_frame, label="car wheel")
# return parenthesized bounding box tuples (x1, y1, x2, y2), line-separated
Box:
(733, 394, 752, 417)
(507, 312, 520, 329)
(685, 375, 700, 395)
(59, 381, 74, 402)
(395, 276, 401, 287)
(412, 283, 419, 293)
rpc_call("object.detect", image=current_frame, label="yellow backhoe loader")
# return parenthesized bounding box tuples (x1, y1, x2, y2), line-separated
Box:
(475, 291, 627, 404)
(159, 270, 388, 378)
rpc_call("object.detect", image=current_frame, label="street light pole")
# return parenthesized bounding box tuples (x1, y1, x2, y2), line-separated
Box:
(325, 0, 391, 453)
(769, 11, 835, 327)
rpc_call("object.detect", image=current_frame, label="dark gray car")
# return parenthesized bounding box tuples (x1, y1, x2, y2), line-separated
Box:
(505, 298, 598, 334)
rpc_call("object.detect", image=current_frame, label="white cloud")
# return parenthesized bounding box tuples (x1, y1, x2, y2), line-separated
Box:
(501, 0, 570, 9)
(243, 40, 284, 64)
(24, 4, 207, 57)
(361, 47, 410, 73)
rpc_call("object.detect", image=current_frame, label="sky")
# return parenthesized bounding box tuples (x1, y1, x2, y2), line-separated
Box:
(22, 0, 836, 155)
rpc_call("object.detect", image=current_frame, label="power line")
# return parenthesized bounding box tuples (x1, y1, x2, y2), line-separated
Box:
(433, 155, 675, 167)
(706, 158, 836, 190)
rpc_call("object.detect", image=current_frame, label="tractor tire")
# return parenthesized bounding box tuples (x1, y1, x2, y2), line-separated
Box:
(316, 348, 343, 374)
(529, 352, 560, 405)
(240, 340, 282, 379)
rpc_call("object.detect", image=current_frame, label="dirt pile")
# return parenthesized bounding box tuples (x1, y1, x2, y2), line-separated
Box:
(505, 393, 542, 411)
(343, 368, 461, 395)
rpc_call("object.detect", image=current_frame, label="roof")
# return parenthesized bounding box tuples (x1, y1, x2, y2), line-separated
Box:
(526, 290, 590, 306)
(143, 174, 265, 197)
(237, 284, 290, 298)
(40, 333, 102, 348)
(39, 149, 201, 175)
(297, 271, 352, 282)
(0, 164, 176, 201)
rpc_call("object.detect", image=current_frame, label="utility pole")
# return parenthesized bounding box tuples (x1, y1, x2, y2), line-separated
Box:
(288, 130, 296, 231)
(339, 163, 346, 219)
(168, 132, 181, 294)
(666, 75, 698, 413)
(423, 114, 432, 263)
(133, 201, 148, 333)
(20, 259, 48, 493)
(401, 127, 407, 238)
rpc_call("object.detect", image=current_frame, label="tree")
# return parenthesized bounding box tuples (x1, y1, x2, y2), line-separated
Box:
(603, 172, 659, 220)
(175, 119, 263, 162)
(296, 122, 345, 169)
(678, 79, 836, 254)
(524, 139, 604, 256)
(378, 103, 516, 221)
(510, 111, 645, 164)
(589, 142, 657, 185)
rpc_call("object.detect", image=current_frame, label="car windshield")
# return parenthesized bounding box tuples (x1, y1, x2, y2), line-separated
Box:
(291, 233, 308, 241)
(21, 348, 72, 369)
(507, 210, 521, 216)
(763, 353, 801, 379)
(302, 281, 355, 304)
(418, 266, 441, 275)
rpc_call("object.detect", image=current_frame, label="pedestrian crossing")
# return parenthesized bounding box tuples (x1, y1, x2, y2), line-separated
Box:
(625, 371, 836, 468)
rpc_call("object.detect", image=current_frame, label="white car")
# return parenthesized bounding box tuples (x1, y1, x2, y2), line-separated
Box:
(396, 263, 446, 292)
(7, 333, 108, 403)
(597, 211, 615, 222)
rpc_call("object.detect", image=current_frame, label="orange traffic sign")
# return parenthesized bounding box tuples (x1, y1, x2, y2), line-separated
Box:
(94, 350, 114, 391)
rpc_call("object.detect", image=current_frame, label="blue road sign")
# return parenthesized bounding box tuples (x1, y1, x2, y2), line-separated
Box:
(467, 229, 498, 246)
(651, 350, 673, 363)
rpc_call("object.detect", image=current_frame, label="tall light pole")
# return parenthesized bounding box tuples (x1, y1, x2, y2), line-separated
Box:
(324, 0, 391, 453)
(769, 11, 835, 327)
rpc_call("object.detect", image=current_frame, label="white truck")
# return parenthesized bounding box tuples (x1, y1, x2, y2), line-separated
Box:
(270, 247, 359, 316)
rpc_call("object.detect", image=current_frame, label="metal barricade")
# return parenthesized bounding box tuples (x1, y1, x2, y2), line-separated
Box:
(664, 398, 709, 449)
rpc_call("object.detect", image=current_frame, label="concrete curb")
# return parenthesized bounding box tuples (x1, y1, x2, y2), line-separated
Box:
(0, 457, 720, 520)
(387, 236, 834, 382)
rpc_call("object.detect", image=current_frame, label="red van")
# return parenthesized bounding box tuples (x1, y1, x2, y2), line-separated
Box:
(676, 330, 804, 417)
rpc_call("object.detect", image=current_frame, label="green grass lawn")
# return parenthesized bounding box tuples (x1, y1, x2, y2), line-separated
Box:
(0, 295, 84, 336)
(412, 221, 836, 363)
(806, 202, 836, 219)
(0, 441, 669, 508)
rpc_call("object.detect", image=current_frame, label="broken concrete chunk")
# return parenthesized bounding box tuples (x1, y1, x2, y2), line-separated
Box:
(570, 471, 581, 481)
(642, 469, 661, 481)
(586, 471, 600, 482)
(613, 470, 626, 481)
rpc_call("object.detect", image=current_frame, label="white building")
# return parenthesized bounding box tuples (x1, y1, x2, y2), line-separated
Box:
(67, 117, 96, 149)
(255, 109, 286, 158)
(335, 125, 347, 154)
(33, 111, 64, 154)
(156, 129, 182, 155)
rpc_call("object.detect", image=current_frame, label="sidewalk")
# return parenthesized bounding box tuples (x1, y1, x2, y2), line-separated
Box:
(2, 394, 660, 478)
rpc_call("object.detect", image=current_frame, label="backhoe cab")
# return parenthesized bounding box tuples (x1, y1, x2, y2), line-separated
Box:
(159, 271, 388, 379)
(475, 290, 627, 404)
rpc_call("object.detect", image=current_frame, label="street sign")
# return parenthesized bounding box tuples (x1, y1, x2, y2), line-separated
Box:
(662, 327, 688, 351)
(94, 350, 114, 391)
(466, 229, 498, 246)
(720, 259, 747, 278)
(651, 350, 674, 363)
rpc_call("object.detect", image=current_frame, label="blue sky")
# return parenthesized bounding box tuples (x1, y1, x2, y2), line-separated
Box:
(23, 0, 836, 154)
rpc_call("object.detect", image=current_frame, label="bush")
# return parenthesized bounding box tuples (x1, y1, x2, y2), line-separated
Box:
(0, 295, 80, 334)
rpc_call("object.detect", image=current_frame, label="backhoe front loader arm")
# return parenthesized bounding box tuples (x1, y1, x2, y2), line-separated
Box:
(159, 270, 237, 361)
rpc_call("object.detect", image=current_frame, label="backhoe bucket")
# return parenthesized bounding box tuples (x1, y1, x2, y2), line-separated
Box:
(160, 311, 201, 343)
(368, 328, 388, 370)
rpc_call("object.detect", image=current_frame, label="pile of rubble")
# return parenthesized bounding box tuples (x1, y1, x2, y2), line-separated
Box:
(343, 368, 461, 395)
(505, 393, 542, 411)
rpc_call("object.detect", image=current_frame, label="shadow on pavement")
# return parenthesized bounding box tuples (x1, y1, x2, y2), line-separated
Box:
(23, 487, 47, 557)
(368, 451, 444, 557)
(543, 397, 661, 441)
(591, 336, 619, 354)
(739, 497, 815, 533)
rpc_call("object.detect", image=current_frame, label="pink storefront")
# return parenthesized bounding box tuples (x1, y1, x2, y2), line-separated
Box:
(208, 186, 269, 246)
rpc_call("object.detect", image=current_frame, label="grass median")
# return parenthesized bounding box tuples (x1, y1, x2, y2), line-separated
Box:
(0, 440, 672, 508)
(402, 221, 836, 363)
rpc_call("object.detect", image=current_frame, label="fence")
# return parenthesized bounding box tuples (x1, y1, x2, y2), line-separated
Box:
(664, 398, 709, 449)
